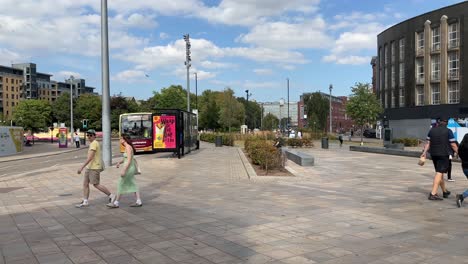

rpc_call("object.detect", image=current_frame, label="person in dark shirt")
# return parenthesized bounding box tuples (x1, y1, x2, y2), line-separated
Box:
(421, 117, 458, 200)
(456, 134, 468, 207)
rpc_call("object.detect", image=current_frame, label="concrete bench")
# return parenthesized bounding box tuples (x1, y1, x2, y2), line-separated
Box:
(285, 150, 314, 166)
(385, 143, 404, 150)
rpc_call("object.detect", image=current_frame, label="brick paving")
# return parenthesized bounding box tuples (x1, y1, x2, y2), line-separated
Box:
(1, 142, 468, 263)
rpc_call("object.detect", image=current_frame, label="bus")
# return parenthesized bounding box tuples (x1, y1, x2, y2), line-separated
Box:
(119, 113, 153, 152)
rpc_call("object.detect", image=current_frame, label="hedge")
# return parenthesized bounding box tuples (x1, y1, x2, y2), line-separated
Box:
(392, 137, 419, 147)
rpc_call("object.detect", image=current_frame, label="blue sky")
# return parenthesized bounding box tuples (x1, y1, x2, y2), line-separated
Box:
(0, 0, 464, 103)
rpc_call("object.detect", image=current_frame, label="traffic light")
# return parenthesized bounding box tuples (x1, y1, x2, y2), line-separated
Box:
(83, 119, 88, 129)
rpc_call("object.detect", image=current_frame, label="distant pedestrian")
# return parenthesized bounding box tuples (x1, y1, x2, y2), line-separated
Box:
(455, 134, 468, 207)
(76, 129, 115, 208)
(74, 132, 80, 148)
(421, 117, 458, 201)
(338, 131, 344, 147)
(107, 134, 142, 208)
(297, 131, 302, 139)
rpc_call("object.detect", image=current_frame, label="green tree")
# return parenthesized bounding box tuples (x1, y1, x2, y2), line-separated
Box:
(262, 113, 279, 130)
(218, 88, 245, 132)
(13, 99, 51, 134)
(304, 92, 329, 132)
(110, 96, 141, 130)
(346, 82, 383, 144)
(198, 90, 220, 130)
(152, 85, 187, 109)
(51, 92, 73, 126)
(75, 94, 102, 130)
(238, 97, 262, 129)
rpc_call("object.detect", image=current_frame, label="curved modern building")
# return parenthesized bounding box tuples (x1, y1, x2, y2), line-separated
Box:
(376, 1, 468, 139)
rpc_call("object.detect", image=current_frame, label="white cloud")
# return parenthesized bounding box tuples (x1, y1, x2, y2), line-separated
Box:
(322, 54, 370, 65)
(159, 32, 169, 39)
(237, 18, 332, 50)
(198, 0, 320, 26)
(243, 80, 277, 89)
(54, 71, 82, 81)
(111, 13, 158, 29)
(112, 70, 148, 82)
(253, 68, 273, 75)
(0, 48, 24, 65)
(200, 61, 233, 69)
(173, 68, 216, 80)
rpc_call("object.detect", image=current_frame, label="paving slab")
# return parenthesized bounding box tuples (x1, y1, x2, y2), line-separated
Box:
(1, 142, 468, 264)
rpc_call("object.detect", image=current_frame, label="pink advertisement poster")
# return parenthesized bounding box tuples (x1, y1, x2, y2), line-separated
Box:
(153, 115, 176, 149)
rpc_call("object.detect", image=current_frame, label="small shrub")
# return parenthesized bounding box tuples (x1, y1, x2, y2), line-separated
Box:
(302, 138, 313, 147)
(287, 138, 303, 148)
(392, 137, 419, 147)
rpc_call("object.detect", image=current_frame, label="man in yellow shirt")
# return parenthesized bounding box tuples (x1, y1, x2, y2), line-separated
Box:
(76, 129, 115, 208)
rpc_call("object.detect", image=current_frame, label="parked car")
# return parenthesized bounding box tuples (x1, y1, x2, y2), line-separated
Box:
(363, 129, 376, 138)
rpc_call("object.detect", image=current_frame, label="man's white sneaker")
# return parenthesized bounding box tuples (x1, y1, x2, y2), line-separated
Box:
(448, 179, 455, 182)
(75, 201, 89, 208)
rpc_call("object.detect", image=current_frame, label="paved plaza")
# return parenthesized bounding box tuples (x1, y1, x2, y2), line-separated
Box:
(1, 142, 468, 264)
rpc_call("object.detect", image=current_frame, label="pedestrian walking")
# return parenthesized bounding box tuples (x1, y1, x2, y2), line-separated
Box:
(107, 134, 142, 208)
(421, 117, 458, 201)
(76, 129, 115, 208)
(338, 131, 344, 147)
(297, 130, 302, 139)
(74, 132, 80, 148)
(455, 134, 468, 207)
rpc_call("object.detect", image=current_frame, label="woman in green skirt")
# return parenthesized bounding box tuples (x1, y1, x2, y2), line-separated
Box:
(107, 134, 142, 208)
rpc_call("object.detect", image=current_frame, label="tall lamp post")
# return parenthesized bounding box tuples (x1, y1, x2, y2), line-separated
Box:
(69, 75, 74, 145)
(287, 78, 290, 133)
(101, 0, 112, 166)
(329, 84, 333, 134)
(245, 89, 251, 127)
(194, 72, 198, 110)
(183, 34, 191, 153)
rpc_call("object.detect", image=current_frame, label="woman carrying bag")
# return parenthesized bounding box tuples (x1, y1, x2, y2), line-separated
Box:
(107, 134, 142, 208)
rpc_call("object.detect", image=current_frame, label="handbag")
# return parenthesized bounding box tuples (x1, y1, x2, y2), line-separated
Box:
(418, 156, 426, 166)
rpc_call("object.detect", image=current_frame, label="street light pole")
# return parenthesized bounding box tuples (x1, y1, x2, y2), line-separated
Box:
(329, 84, 333, 134)
(183, 34, 191, 153)
(69, 75, 74, 146)
(194, 72, 198, 110)
(287, 78, 290, 133)
(101, 0, 112, 166)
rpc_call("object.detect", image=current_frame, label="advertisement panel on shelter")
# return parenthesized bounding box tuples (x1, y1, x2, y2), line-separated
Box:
(58, 127, 68, 148)
(153, 115, 176, 149)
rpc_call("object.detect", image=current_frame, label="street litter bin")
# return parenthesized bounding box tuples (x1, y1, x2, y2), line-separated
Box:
(81, 138, 86, 146)
(321, 137, 329, 149)
(215, 136, 223, 147)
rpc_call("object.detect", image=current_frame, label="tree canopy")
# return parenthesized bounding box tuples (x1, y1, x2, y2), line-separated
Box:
(346, 82, 383, 143)
(304, 92, 329, 132)
(13, 99, 51, 133)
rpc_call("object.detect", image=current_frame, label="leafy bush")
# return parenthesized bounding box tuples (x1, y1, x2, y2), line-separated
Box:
(287, 138, 303, 148)
(244, 137, 282, 173)
(301, 138, 313, 147)
(392, 137, 419, 147)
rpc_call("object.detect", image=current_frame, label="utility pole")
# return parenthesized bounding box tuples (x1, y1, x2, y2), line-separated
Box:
(329, 84, 333, 134)
(101, 0, 112, 166)
(69, 75, 74, 146)
(194, 72, 198, 109)
(245, 89, 251, 128)
(184, 34, 191, 153)
(287, 78, 290, 133)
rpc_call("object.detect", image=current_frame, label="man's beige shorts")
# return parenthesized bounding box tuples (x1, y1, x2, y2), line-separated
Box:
(84, 169, 101, 185)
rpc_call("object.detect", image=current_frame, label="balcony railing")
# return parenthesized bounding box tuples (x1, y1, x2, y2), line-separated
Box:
(448, 39, 459, 49)
(448, 70, 459, 80)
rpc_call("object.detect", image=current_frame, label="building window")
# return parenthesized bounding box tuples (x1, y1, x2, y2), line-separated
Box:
(11, 102, 14, 106)
(391, 65, 395, 88)
(448, 81, 460, 104)
(431, 83, 440, 105)
(391, 89, 396, 108)
(448, 52, 459, 79)
(432, 27, 440, 51)
(416, 86, 424, 106)
(416, 59, 424, 84)
(417, 31, 424, 52)
(399, 38, 405, 61)
(431, 55, 440, 81)
(399, 62, 405, 87)
(384, 44, 388, 65)
(399, 87, 405, 107)
(448, 23, 459, 49)
(391, 41, 395, 63)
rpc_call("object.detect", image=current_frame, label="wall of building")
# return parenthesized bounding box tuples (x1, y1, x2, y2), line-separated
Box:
(0, 75, 23, 120)
(389, 118, 431, 139)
